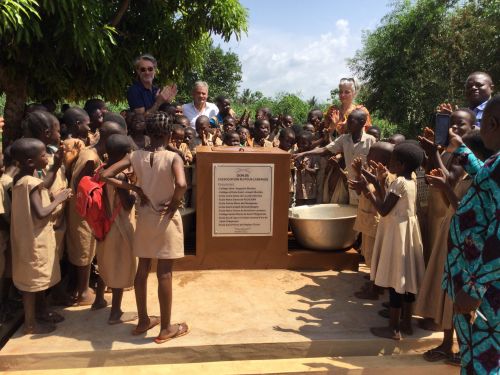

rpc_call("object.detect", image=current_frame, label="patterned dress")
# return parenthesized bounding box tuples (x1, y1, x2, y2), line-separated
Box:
(442, 145, 500, 375)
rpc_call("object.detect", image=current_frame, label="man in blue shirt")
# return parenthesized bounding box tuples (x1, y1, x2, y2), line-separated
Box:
(465, 72, 494, 127)
(127, 54, 176, 115)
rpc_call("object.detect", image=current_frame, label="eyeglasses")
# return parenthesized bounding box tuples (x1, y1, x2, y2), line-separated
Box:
(139, 67, 154, 73)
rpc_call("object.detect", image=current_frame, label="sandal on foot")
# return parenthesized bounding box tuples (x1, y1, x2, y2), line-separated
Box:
(131, 316, 160, 335)
(423, 349, 451, 362)
(444, 353, 461, 367)
(154, 323, 189, 344)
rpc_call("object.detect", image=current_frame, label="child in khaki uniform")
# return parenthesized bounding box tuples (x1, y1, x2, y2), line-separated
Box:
(10, 138, 72, 334)
(24, 110, 68, 260)
(351, 142, 394, 300)
(96, 134, 137, 325)
(67, 119, 126, 307)
(170, 125, 193, 164)
(101, 112, 189, 344)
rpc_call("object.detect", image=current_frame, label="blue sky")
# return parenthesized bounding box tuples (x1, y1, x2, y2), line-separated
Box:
(214, 0, 393, 102)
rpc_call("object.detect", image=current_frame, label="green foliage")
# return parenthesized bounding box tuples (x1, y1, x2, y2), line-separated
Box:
(349, 0, 499, 137)
(0, 0, 39, 34)
(0, 0, 248, 102)
(176, 42, 243, 103)
(232, 90, 329, 124)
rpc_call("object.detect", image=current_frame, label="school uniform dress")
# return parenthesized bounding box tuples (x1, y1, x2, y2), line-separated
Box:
(130, 150, 184, 259)
(96, 183, 136, 288)
(424, 152, 453, 264)
(415, 175, 472, 329)
(442, 145, 500, 375)
(11, 176, 60, 292)
(353, 185, 379, 268)
(370, 177, 425, 294)
(325, 132, 376, 205)
(66, 148, 101, 266)
(42, 152, 68, 259)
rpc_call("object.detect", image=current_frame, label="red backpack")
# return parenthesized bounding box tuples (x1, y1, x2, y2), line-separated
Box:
(75, 168, 121, 241)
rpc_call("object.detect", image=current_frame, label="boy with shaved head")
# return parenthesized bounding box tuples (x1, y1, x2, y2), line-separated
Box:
(66, 121, 126, 308)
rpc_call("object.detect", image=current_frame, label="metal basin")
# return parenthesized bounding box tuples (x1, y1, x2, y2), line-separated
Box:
(289, 204, 357, 251)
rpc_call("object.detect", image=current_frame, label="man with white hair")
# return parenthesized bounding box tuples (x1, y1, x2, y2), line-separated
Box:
(182, 81, 219, 128)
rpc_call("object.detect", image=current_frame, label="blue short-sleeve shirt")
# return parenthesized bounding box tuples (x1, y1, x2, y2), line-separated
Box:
(127, 81, 159, 111)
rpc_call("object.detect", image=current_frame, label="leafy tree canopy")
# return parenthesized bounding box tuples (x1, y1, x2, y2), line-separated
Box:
(350, 0, 499, 137)
(176, 42, 243, 103)
(0, 0, 248, 140)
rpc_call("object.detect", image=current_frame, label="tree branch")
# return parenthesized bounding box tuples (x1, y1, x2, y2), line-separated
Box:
(110, 0, 130, 27)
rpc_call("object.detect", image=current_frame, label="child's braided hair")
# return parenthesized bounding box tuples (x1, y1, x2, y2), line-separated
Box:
(145, 111, 172, 138)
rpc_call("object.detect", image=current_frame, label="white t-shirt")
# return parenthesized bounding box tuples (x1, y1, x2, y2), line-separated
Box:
(182, 102, 219, 128)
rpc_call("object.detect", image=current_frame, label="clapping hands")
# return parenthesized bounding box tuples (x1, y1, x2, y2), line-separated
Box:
(436, 102, 457, 115)
(425, 168, 447, 189)
(157, 84, 177, 104)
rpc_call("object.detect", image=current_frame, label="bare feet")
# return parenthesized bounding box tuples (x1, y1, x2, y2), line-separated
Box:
(91, 297, 108, 310)
(132, 316, 160, 335)
(108, 311, 138, 325)
(154, 323, 189, 344)
(24, 322, 56, 334)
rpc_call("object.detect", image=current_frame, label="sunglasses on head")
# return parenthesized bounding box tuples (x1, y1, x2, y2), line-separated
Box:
(140, 67, 154, 72)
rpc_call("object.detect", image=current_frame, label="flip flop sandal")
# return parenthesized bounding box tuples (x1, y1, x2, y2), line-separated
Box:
(444, 353, 461, 367)
(423, 349, 450, 362)
(154, 323, 189, 344)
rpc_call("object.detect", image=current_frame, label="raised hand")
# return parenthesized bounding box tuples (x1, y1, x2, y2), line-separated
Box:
(361, 167, 377, 185)
(436, 103, 457, 115)
(54, 188, 73, 204)
(157, 84, 178, 104)
(352, 157, 363, 178)
(417, 134, 438, 156)
(213, 128, 222, 143)
(425, 168, 447, 189)
(422, 126, 435, 142)
(236, 109, 247, 126)
(448, 127, 464, 152)
(368, 160, 388, 183)
(348, 174, 368, 192)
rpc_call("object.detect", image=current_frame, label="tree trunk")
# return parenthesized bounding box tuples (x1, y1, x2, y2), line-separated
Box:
(0, 68, 27, 147)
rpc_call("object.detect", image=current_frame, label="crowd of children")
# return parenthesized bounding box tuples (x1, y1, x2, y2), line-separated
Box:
(0, 72, 498, 374)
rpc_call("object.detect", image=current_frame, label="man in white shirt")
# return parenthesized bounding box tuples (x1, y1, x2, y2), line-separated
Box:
(182, 81, 219, 128)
